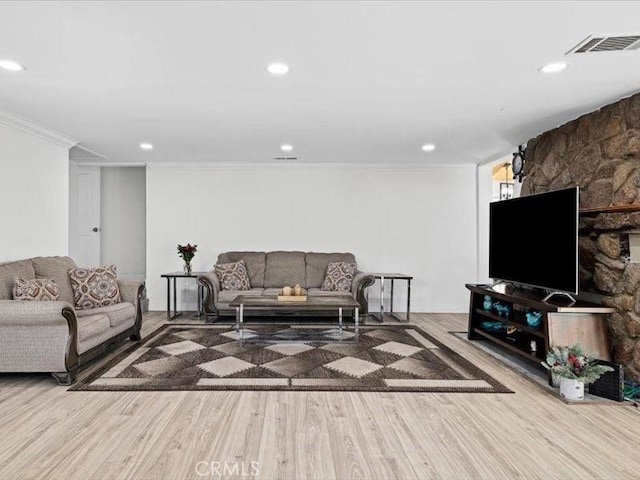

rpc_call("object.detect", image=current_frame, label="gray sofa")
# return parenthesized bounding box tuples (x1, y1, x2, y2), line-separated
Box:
(0, 256, 144, 385)
(198, 251, 375, 317)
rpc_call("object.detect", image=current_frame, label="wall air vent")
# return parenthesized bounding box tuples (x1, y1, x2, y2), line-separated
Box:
(567, 35, 640, 54)
(274, 156, 298, 161)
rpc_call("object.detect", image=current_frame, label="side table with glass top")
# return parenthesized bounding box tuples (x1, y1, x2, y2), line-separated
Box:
(369, 273, 413, 322)
(160, 271, 207, 320)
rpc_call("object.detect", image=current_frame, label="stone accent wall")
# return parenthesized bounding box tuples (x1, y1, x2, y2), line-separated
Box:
(522, 92, 640, 379)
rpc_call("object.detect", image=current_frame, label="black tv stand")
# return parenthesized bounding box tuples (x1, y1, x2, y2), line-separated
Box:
(465, 284, 613, 369)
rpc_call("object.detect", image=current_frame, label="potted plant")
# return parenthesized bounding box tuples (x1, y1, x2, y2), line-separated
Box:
(542, 344, 614, 400)
(177, 243, 197, 274)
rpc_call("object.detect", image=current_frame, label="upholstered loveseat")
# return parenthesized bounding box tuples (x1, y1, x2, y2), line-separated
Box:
(198, 251, 375, 317)
(0, 256, 144, 385)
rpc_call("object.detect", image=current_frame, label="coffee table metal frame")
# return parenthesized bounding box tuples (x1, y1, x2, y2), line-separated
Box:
(229, 295, 360, 341)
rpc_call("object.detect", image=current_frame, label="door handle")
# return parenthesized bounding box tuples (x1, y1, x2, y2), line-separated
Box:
(92, 227, 101, 232)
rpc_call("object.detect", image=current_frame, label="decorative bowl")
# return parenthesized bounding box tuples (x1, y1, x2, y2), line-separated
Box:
(526, 311, 542, 329)
(481, 321, 507, 333)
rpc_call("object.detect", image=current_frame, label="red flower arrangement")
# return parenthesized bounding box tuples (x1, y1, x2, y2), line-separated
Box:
(177, 243, 197, 264)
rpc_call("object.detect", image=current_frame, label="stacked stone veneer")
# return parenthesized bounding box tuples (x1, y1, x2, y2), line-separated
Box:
(522, 92, 640, 379)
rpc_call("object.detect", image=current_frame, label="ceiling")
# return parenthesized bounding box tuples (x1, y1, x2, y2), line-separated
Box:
(1, 1, 640, 165)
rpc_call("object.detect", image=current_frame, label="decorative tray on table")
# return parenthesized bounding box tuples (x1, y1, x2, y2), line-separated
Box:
(277, 285, 307, 301)
(277, 295, 308, 302)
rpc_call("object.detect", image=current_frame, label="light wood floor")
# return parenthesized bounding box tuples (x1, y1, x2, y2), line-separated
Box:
(1, 312, 639, 480)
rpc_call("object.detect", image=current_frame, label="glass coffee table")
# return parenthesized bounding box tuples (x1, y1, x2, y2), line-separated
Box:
(229, 295, 360, 341)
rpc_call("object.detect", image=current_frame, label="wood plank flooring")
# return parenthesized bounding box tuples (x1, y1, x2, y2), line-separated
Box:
(1, 311, 639, 480)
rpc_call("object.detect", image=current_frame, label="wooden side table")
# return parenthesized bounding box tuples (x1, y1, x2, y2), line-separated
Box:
(160, 271, 207, 320)
(369, 273, 413, 322)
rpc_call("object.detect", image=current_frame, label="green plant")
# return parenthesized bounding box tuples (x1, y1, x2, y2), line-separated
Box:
(177, 243, 197, 264)
(542, 344, 613, 385)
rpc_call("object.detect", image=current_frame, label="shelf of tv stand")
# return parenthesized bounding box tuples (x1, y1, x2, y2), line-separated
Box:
(466, 284, 614, 314)
(472, 328, 541, 363)
(473, 308, 545, 338)
(466, 284, 614, 366)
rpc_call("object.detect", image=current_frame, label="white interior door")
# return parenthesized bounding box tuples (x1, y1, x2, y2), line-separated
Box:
(69, 165, 101, 266)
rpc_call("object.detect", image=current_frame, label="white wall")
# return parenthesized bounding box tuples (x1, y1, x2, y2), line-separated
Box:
(0, 122, 70, 261)
(147, 164, 478, 313)
(477, 156, 523, 284)
(477, 163, 493, 284)
(101, 167, 146, 280)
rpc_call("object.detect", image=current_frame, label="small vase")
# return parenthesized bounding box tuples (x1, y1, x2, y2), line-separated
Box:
(559, 377, 584, 401)
(184, 262, 192, 274)
(549, 371, 560, 388)
(483, 295, 492, 311)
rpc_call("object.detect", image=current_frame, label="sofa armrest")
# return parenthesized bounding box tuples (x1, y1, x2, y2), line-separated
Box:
(0, 300, 79, 373)
(352, 271, 375, 315)
(0, 300, 75, 326)
(118, 280, 144, 308)
(197, 272, 221, 315)
(117, 280, 145, 336)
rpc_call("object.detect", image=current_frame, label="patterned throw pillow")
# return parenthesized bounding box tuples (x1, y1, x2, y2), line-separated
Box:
(321, 262, 357, 292)
(13, 277, 59, 301)
(214, 260, 251, 291)
(68, 265, 122, 310)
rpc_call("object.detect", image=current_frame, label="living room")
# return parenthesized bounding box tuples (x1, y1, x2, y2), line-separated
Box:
(2, 2, 640, 479)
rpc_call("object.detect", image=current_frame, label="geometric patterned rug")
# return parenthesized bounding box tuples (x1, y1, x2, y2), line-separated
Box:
(70, 324, 512, 393)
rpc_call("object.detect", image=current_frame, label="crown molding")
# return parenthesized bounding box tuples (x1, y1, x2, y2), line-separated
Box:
(145, 161, 473, 171)
(72, 161, 146, 167)
(69, 144, 108, 162)
(0, 109, 77, 149)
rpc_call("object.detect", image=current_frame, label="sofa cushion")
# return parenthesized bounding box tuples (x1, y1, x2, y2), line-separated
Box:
(69, 265, 122, 310)
(76, 314, 111, 342)
(76, 302, 135, 328)
(0, 260, 36, 300)
(31, 256, 77, 305)
(264, 251, 306, 288)
(217, 252, 266, 288)
(215, 260, 251, 290)
(13, 277, 59, 301)
(305, 252, 356, 288)
(217, 288, 264, 304)
(321, 262, 357, 292)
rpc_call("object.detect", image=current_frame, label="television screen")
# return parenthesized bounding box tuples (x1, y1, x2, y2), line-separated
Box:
(489, 187, 579, 294)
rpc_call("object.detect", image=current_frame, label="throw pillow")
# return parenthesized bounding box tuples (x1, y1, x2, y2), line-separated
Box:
(13, 277, 59, 301)
(68, 265, 122, 310)
(321, 262, 357, 292)
(214, 260, 251, 291)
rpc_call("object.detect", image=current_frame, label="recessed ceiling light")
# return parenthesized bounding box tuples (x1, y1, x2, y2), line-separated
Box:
(421, 143, 436, 152)
(280, 144, 293, 152)
(539, 62, 568, 74)
(0, 59, 25, 71)
(139, 142, 153, 151)
(267, 63, 290, 75)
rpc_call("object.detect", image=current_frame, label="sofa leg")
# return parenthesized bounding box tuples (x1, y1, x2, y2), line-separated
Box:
(130, 331, 142, 341)
(52, 369, 77, 386)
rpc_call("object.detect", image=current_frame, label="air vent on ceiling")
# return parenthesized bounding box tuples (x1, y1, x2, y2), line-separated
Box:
(274, 156, 298, 161)
(567, 34, 640, 54)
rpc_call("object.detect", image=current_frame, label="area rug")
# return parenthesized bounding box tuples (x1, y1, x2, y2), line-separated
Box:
(70, 324, 513, 393)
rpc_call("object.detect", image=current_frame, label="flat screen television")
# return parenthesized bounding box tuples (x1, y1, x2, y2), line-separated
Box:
(489, 186, 579, 295)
